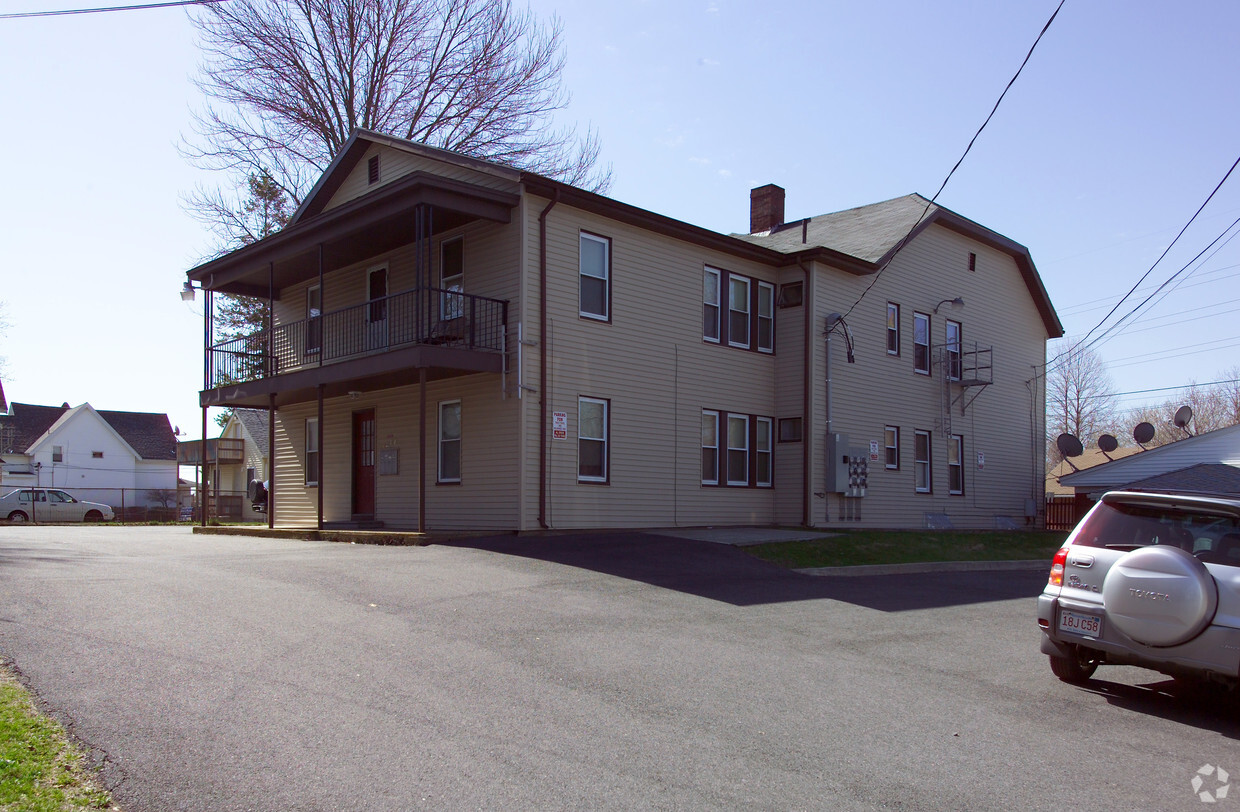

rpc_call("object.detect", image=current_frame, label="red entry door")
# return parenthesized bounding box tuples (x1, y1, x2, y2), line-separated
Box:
(352, 409, 376, 516)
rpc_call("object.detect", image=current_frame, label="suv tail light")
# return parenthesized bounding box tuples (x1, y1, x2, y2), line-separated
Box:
(1049, 546, 1069, 586)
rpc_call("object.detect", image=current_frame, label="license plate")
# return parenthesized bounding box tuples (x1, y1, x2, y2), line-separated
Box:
(1059, 609, 1103, 637)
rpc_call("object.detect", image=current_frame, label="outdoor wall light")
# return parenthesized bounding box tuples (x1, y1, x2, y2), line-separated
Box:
(934, 296, 964, 314)
(348, 391, 362, 399)
(180, 281, 198, 302)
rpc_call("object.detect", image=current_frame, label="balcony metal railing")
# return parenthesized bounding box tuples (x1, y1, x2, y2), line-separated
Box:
(206, 287, 508, 389)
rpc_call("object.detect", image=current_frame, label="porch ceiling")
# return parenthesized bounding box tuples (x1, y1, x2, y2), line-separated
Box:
(199, 342, 503, 409)
(188, 172, 521, 298)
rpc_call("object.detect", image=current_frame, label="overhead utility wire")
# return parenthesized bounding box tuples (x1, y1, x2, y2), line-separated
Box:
(840, 0, 1065, 320)
(0, 0, 225, 19)
(1050, 211, 1240, 372)
(1045, 153, 1240, 372)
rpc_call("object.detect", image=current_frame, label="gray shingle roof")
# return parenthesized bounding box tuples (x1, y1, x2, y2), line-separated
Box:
(1125, 463, 1240, 495)
(0, 402, 176, 460)
(232, 408, 270, 451)
(736, 193, 939, 262)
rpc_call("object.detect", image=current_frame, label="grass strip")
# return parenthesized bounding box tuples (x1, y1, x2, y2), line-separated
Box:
(745, 529, 1068, 570)
(0, 666, 116, 811)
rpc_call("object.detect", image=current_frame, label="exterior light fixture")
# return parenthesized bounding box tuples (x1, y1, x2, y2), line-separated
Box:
(934, 296, 964, 314)
(180, 281, 197, 302)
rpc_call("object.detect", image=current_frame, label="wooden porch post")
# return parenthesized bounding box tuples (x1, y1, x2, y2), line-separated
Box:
(200, 406, 208, 527)
(268, 394, 276, 529)
(317, 384, 324, 530)
(419, 367, 427, 533)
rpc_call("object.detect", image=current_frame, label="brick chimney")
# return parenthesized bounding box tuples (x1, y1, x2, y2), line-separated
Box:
(750, 184, 785, 234)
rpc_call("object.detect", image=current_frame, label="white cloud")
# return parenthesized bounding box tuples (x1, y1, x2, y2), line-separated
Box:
(717, 169, 732, 178)
(697, 57, 720, 67)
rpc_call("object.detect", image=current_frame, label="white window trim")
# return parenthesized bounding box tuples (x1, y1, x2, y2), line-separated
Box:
(948, 434, 964, 495)
(756, 416, 773, 487)
(703, 267, 721, 343)
(913, 312, 930, 375)
(306, 418, 320, 487)
(727, 414, 749, 486)
(579, 233, 610, 321)
(757, 281, 775, 353)
(728, 277, 751, 349)
(440, 237, 464, 321)
(946, 320, 962, 382)
(701, 410, 720, 485)
(577, 396, 609, 483)
(438, 400, 462, 483)
(914, 429, 932, 493)
(886, 302, 900, 356)
(884, 426, 899, 470)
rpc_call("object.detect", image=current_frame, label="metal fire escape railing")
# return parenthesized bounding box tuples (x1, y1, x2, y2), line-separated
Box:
(934, 341, 994, 435)
(205, 287, 508, 389)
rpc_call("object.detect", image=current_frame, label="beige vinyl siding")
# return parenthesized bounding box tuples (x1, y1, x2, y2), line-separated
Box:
(519, 195, 780, 529)
(270, 374, 518, 531)
(323, 145, 519, 213)
(810, 224, 1049, 529)
(773, 269, 808, 525)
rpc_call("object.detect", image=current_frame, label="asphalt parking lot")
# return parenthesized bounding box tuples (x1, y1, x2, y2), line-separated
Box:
(1, 525, 1237, 811)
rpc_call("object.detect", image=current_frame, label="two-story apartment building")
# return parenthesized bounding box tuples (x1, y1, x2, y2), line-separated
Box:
(185, 129, 1062, 532)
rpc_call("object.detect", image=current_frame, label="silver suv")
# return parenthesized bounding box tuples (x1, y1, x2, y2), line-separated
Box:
(1037, 490, 1240, 687)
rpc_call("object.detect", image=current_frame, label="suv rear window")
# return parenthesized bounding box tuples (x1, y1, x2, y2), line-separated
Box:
(1072, 500, 1240, 566)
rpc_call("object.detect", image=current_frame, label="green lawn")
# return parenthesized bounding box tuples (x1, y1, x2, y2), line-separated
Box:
(0, 667, 116, 811)
(745, 529, 1068, 569)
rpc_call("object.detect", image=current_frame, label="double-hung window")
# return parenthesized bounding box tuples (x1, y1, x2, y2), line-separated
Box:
(727, 414, 749, 485)
(52, 445, 64, 463)
(913, 312, 930, 374)
(438, 400, 462, 483)
(949, 435, 964, 495)
(884, 426, 899, 470)
(756, 417, 773, 487)
(728, 277, 750, 348)
(305, 418, 320, 486)
(703, 268, 721, 342)
(946, 320, 962, 381)
(578, 397, 608, 482)
(886, 303, 900, 356)
(440, 238, 464, 321)
(701, 410, 720, 484)
(757, 282, 774, 353)
(914, 429, 931, 493)
(579, 233, 610, 321)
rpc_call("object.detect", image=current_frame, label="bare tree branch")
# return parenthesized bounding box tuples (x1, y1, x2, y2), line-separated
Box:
(182, 0, 610, 255)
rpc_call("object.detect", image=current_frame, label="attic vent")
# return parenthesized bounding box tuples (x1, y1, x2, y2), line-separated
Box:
(968, 252, 977, 272)
(368, 155, 380, 185)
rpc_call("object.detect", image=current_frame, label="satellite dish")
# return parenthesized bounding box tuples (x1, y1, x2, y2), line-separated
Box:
(1173, 405, 1193, 429)
(1133, 422, 1155, 445)
(1056, 433, 1084, 458)
(1098, 434, 1118, 453)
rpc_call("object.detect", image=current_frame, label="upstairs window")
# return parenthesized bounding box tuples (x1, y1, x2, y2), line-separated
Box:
(703, 268, 721, 342)
(728, 277, 750, 349)
(913, 312, 930, 374)
(579, 233, 610, 321)
(52, 445, 63, 463)
(757, 282, 774, 353)
(946, 320, 962, 381)
(440, 238, 464, 320)
(306, 285, 322, 355)
(886, 303, 900, 356)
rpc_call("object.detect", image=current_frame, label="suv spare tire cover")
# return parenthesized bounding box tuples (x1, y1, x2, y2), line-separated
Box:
(1101, 546, 1218, 647)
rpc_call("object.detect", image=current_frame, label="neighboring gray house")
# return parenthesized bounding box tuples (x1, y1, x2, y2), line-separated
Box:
(184, 129, 1063, 532)
(1060, 423, 1240, 499)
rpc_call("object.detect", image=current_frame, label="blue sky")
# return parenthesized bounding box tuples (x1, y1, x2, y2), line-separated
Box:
(2, 0, 1238, 442)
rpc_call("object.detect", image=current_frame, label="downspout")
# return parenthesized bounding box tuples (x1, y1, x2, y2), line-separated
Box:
(537, 191, 559, 530)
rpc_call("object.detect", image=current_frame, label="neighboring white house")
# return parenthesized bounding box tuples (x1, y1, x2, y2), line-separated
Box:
(217, 408, 271, 520)
(1060, 423, 1240, 499)
(0, 401, 178, 512)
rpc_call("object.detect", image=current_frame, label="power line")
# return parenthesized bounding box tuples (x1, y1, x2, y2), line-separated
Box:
(841, 0, 1065, 320)
(0, 0, 225, 19)
(1045, 154, 1240, 374)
